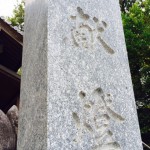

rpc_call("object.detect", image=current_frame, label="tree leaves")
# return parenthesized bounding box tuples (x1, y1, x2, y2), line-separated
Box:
(122, 0, 150, 106)
(8, 0, 25, 31)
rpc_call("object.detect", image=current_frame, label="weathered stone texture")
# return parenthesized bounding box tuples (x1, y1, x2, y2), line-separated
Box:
(47, 0, 143, 150)
(17, 0, 47, 149)
(7, 105, 18, 136)
(17, 0, 143, 150)
(0, 109, 16, 150)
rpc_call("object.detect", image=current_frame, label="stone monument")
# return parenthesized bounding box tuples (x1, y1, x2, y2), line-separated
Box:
(17, 0, 143, 149)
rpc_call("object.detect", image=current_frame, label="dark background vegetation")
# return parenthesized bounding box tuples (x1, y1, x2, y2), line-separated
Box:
(120, 1, 150, 149)
(7, 0, 150, 148)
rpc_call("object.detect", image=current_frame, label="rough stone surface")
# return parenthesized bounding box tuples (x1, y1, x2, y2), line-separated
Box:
(18, 0, 143, 150)
(47, 0, 143, 150)
(0, 110, 16, 150)
(17, 0, 47, 149)
(7, 105, 19, 136)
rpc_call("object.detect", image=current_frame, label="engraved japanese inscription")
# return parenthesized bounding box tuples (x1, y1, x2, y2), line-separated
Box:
(70, 7, 115, 54)
(72, 88, 125, 149)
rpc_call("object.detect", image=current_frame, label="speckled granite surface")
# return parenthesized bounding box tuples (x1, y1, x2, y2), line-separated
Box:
(17, 0, 143, 149)
(17, 0, 47, 149)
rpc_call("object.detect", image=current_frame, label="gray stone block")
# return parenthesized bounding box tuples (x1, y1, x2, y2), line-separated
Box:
(7, 105, 18, 136)
(18, 0, 143, 149)
(0, 110, 16, 150)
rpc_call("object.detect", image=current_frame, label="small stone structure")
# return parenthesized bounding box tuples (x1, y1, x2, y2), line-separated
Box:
(0, 105, 18, 150)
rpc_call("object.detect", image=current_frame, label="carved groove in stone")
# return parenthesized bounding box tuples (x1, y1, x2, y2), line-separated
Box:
(79, 91, 86, 99)
(77, 7, 90, 20)
(97, 36, 115, 54)
(70, 7, 115, 54)
(72, 88, 125, 149)
(72, 112, 80, 126)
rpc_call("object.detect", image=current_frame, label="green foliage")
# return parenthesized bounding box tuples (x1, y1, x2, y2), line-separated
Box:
(122, 0, 150, 141)
(8, 0, 25, 31)
(122, 0, 150, 106)
(17, 68, 22, 76)
(120, 0, 136, 12)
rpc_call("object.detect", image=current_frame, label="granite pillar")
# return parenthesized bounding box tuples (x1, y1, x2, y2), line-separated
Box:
(18, 0, 143, 149)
